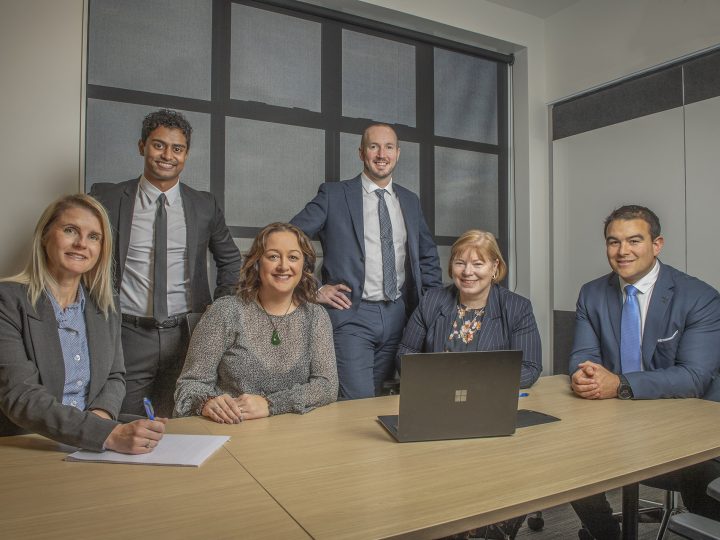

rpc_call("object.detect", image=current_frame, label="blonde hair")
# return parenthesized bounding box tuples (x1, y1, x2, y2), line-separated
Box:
(448, 230, 507, 283)
(2, 194, 115, 316)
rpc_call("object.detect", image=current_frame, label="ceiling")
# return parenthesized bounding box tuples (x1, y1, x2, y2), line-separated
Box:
(484, 0, 581, 19)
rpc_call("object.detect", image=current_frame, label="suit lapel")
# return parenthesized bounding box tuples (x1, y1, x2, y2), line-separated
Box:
(344, 177, 365, 257)
(181, 184, 198, 286)
(116, 179, 139, 284)
(395, 185, 417, 261)
(606, 274, 623, 358)
(27, 295, 65, 399)
(84, 293, 106, 402)
(432, 289, 458, 352)
(642, 263, 673, 368)
(475, 285, 502, 351)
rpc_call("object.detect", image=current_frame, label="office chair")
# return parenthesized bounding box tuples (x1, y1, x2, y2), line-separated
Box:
(577, 488, 678, 540)
(663, 478, 720, 540)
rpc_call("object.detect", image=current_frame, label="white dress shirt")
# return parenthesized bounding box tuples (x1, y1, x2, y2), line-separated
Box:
(120, 176, 190, 317)
(360, 173, 407, 301)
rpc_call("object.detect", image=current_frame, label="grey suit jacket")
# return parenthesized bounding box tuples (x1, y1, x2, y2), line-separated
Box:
(569, 261, 720, 399)
(0, 282, 123, 450)
(291, 176, 442, 326)
(90, 179, 242, 313)
(397, 284, 543, 388)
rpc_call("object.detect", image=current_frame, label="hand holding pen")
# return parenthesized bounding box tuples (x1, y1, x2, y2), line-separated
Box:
(102, 397, 167, 454)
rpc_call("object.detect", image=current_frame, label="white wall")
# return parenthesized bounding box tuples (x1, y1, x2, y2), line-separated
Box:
(545, 0, 720, 102)
(0, 0, 85, 276)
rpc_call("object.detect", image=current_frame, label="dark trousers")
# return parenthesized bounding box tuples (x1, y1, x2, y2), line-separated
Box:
(333, 299, 406, 399)
(571, 459, 720, 539)
(119, 320, 190, 417)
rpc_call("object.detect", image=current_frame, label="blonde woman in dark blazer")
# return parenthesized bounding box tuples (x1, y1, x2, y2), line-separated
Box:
(0, 194, 165, 452)
(397, 230, 542, 388)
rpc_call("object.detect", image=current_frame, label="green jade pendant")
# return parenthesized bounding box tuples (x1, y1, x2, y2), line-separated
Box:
(271, 330, 281, 346)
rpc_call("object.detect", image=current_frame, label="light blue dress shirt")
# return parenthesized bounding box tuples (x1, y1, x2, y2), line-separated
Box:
(46, 287, 91, 410)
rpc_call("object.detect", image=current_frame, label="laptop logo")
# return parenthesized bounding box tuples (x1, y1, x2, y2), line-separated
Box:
(454, 389, 467, 402)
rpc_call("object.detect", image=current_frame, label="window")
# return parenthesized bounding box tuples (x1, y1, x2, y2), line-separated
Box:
(86, 0, 511, 274)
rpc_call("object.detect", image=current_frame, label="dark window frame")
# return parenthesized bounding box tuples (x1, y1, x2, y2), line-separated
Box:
(86, 0, 512, 259)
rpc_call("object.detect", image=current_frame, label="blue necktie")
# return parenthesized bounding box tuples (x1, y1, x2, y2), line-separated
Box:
(375, 189, 397, 301)
(620, 284, 641, 373)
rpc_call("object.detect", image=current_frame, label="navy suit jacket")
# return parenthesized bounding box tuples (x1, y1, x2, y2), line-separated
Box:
(290, 176, 442, 326)
(0, 283, 123, 450)
(397, 284, 542, 388)
(90, 179, 242, 313)
(569, 262, 720, 399)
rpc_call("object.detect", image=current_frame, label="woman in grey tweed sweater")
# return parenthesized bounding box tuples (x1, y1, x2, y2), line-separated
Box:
(174, 223, 338, 422)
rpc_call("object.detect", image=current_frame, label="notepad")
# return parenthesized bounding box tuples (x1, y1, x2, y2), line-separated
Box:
(65, 434, 230, 467)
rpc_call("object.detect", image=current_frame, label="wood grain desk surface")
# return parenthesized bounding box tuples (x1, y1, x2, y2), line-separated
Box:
(3, 375, 720, 539)
(0, 420, 310, 539)
(202, 375, 720, 539)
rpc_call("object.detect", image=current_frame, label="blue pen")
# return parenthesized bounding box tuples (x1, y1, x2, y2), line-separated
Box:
(519, 392, 529, 398)
(143, 397, 155, 420)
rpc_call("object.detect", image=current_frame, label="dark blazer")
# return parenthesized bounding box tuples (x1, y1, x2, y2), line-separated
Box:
(0, 282, 123, 450)
(397, 284, 542, 388)
(90, 179, 242, 313)
(290, 176, 442, 326)
(569, 261, 720, 399)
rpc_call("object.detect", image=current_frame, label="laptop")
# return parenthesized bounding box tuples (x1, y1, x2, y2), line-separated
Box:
(378, 351, 557, 442)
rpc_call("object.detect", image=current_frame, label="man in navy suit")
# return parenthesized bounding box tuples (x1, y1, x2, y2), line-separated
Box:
(291, 124, 442, 399)
(569, 204, 720, 539)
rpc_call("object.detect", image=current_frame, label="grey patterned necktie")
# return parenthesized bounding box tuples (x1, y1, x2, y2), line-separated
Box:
(375, 189, 397, 301)
(153, 193, 168, 322)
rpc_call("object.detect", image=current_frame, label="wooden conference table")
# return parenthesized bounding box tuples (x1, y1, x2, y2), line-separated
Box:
(2, 375, 720, 539)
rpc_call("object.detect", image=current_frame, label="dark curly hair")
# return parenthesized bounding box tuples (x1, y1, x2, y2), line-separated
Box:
(238, 223, 318, 306)
(141, 109, 193, 150)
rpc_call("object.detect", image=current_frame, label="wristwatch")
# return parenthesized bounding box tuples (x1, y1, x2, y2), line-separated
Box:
(617, 375, 634, 400)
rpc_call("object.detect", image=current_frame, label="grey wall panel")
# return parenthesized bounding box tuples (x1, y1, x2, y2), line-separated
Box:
(552, 107, 686, 311)
(552, 67, 682, 141)
(88, 0, 211, 100)
(685, 96, 720, 291)
(230, 4, 322, 111)
(553, 310, 575, 375)
(224, 118, 324, 227)
(684, 49, 720, 106)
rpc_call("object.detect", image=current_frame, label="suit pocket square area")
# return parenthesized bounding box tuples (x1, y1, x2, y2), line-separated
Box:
(657, 330, 679, 343)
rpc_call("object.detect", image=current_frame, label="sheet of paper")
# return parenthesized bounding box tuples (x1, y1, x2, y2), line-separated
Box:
(65, 434, 230, 467)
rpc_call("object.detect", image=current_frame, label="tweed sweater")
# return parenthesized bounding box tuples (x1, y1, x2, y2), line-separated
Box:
(174, 296, 338, 417)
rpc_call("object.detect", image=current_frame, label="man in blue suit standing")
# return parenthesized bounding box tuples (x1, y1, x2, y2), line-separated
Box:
(569, 204, 720, 539)
(291, 124, 442, 399)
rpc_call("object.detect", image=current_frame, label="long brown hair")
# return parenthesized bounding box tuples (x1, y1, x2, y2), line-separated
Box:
(2, 194, 115, 316)
(237, 223, 317, 305)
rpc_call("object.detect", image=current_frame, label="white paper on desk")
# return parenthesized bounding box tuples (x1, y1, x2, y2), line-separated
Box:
(65, 434, 230, 467)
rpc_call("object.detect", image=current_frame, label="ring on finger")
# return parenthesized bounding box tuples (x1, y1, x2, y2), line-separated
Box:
(145, 441, 151, 448)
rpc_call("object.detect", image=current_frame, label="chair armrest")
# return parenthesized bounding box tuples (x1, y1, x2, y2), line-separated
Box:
(707, 477, 720, 502)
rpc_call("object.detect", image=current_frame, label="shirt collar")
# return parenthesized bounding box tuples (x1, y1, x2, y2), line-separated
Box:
(139, 175, 182, 206)
(46, 284, 86, 316)
(619, 259, 660, 295)
(361, 172, 394, 196)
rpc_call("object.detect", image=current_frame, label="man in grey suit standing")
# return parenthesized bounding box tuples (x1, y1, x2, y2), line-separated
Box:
(91, 109, 242, 417)
(291, 123, 442, 399)
(568, 204, 720, 539)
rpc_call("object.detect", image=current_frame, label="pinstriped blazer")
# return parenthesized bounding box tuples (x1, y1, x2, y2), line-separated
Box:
(397, 284, 542, 388)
